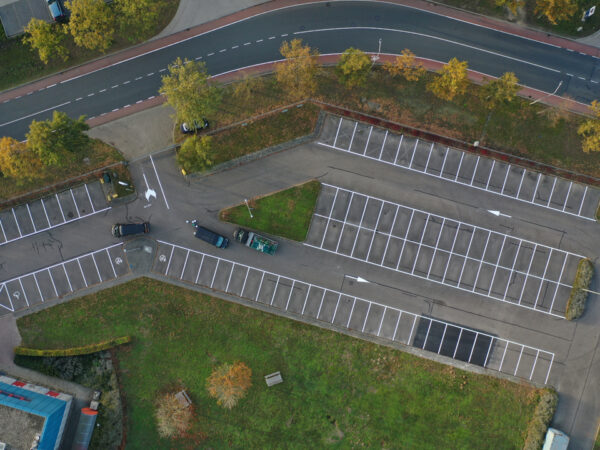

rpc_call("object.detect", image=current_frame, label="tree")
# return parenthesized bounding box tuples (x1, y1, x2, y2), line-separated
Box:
(177, 135, 213, 174)
(535, 0, 576, 24)
(114, 0, 162, 42)
(496, 0, 524, 15)
(0, 137, 44, 182)
(427, 57, 469, 101)
(383, 49, 426, 82)
(155, 392, 193, 438)
(481, 72, 520, 109)
(159, 57, 223, 127)
(65, 0, 114, 52)
(538, 95, 572, 126)
(232, 72, 264, 103)
(26, 111, 90, 166)
(275, 39, 320, 99)
(206, 361, 252, 409)
(578, 100, 600, 153)
(336, 47, 371, 87)
(23, 18, 69, 64)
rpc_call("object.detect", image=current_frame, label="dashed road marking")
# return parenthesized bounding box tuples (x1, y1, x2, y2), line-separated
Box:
(207, 52, 214, 56)
(147, 72, 154, 76)
(256, 39, 264, 43)
(268, 36, 276, 39)
(111, 85, 119, 88)
(219, 49, 227, 53)
(244, 42, 251, 46)
(232, 45, 239, 49)
(123, 80, 130, 84)
(99, 89, 106, 93)
(135, 76, 143, 80)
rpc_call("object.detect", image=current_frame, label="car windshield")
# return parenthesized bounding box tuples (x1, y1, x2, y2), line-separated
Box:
(216, 236, 224, 247)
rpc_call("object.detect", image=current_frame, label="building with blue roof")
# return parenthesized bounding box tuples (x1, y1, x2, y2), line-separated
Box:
(0, 376, 72, 450)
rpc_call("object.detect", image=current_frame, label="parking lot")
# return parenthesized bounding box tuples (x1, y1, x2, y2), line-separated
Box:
(152, 240, 555, 384)
(318, 115, 600, 222)
(305, 184, 585, 318)
(0, 181, 109, 247)
(0, 243, 129, 315)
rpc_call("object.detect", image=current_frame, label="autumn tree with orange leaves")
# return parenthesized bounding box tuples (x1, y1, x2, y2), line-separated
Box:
(427, 57, 469, 102)
(276, 39, 320, 99)
(383, 49, 426, 82)
(206, 362, 252, 409)
(535, 0, 576, 24)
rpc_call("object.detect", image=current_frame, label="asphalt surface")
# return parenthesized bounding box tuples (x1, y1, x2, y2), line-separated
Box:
(2, 0, 600, 140)
(1, 114, 599, 447)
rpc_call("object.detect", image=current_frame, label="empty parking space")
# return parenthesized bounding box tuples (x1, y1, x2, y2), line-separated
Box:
(318, 115, 600, 221)
(0, 244, 129, 315)
(152, 240, 555, 385)
(0, 181, 109, 246)
(306, 184, 585, 318)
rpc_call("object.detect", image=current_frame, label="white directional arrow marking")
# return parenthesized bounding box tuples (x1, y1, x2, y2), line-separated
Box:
(487, 209, 511, 218)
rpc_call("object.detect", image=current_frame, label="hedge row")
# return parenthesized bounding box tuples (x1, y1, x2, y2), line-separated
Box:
(523, 388, 559, 450)
(14, 336, 131, 357)
(565, 259, 594, 321)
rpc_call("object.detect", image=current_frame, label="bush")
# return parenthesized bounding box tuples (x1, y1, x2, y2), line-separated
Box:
(155, 392, 193, 438)
(523, 388, 558, 450)
(206, 361, 252, 409)
(14, 336, 131, 356)
(565, 259, 594, 320)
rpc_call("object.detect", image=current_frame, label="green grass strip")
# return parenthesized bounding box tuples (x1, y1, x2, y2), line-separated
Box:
(16, 278, 541, 448)
(220, 180, 321, 242)
(565, 258, 594, 320)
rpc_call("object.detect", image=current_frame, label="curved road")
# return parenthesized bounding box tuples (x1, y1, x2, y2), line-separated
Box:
(1, 1, 599, 139)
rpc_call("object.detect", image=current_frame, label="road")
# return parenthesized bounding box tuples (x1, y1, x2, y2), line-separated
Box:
(0, 113, 599, 447)
(1, 0, 600, 140)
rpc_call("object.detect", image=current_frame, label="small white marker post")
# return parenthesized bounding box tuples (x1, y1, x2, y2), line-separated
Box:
(487, 209, 512, 219)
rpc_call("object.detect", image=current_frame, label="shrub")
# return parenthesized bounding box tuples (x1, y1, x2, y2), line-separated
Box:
(206, 361, 252, 409)
(155, 392, 193, 438)
(565, 259, 594, 320)
(14, 336, 131, 356)
(523, 388, 558, 450)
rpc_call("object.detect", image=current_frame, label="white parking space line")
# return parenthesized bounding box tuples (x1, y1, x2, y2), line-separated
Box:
(308, 184, 585, 318)
(153, 240, 555, 385)
(319, 117, 598, 221)
(55, 194, 66, 222)
(0, 188, 110, 247)
(84, 184, 96, 213)
(0, 244, 127, 314)
(12, 209, 22, 237)
(26, 205, 36, 232)
(0, 220, 6, 242)
(149, 155, 170, 210)
(70, 189, 81, 218)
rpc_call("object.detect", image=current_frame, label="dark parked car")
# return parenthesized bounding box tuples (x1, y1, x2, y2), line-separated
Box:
(180, 118, 209, 134)
(112, 222, 150, 238)
(47, 0, 67, 21)
(187, 220, 228, 248)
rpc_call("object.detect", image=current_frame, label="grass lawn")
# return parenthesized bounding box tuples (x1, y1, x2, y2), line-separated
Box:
(206, 69, 600, 177)
(0, 139, 123, 203)
(179, 103, 320, 174)
(220, 180, 321, 241)
(0, 1, 179, 92)
(17, 278, 543, 449)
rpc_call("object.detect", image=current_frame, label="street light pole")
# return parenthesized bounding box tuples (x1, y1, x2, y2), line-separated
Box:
(244, 199, 254, 219)
(529, 80, 563, 105)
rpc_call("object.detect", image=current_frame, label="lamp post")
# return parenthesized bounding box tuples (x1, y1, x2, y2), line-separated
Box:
(244, 198, 254, 219)
(529, 80, 563, 105)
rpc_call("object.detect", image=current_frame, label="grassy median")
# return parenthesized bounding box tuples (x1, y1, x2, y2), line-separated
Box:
(0, 139, 123, 203)
(17, 278, 543, 449)
(220, 180, 321, 241)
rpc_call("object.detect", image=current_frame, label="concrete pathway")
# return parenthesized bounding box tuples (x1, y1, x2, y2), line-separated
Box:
(158, 0, 271, 38)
